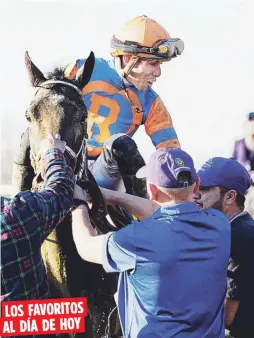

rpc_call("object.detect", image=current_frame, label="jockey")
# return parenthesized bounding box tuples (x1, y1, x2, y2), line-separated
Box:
(12, 15, 184, 197)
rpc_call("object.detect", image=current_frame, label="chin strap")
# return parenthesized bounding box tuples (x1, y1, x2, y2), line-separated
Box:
(115, 55, 139, 79)
(115, 56, 144, 114)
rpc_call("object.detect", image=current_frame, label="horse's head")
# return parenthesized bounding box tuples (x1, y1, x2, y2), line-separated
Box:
(24, 51, 95, 181)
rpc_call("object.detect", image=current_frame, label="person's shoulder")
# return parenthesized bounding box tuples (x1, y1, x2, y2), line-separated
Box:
(143, 87, 159, 103)
(139, 88, 166, 119)
(94, 57, 111, 67)
(201, 207, 226, 217)
(65, 56, 111, 75)
(231, 213, 254, 261)
(0, 192, 35, 224)
(111, 221, 138, 250)
(231, 212, 254, 235)
(78, 56, 110, 73)
(234, 138, 245, 146)
(1, 196, 11, 210)
(89, 57, 121, 83)
(199, 208, 230, 227)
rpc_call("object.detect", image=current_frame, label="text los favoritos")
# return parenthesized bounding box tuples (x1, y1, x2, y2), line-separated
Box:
(0, 298, 88, 336)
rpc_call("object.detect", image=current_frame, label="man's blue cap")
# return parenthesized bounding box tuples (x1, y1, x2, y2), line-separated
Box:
(136, 148, 198, 188)
(248, 112, 254, 121)
(198, 157, 253, 196)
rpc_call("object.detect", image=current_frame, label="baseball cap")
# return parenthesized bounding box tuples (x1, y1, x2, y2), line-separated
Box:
(198, 157, 252, 196)
(136, 148, 198, 188)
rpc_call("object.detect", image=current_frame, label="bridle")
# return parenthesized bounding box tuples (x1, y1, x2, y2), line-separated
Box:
(30, 79, 88, 180)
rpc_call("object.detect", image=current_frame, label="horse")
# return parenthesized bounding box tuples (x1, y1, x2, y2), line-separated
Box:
(20, 51, 134, 338)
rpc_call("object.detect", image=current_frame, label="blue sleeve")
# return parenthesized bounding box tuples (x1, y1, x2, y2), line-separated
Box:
(102, 222, 137, 273)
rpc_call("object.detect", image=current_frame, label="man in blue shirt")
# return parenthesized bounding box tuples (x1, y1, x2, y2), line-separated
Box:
(195, 157, 254, 338)
(71, 148, 230, 338)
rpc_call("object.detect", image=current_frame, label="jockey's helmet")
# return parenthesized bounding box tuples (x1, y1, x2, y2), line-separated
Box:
(111, 15, 184, 62)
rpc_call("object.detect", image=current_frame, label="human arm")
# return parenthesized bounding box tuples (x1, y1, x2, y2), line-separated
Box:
(71, 184, 138, 268)
(144, 96, 180, 149)
(72, 203, 137, 273)
(71, 205, 105, 264)
(224, 298, 240, 328)
(225, 262, 240, 328)
(100, 187, 159, 220)
(3, 135, 75, 244)
(70, 184, 105, 264)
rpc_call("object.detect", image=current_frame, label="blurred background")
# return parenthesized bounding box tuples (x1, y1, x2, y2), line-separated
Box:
(1, 0, 253, 192)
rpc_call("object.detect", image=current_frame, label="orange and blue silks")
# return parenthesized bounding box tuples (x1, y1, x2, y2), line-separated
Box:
(66, 58, 180, 158)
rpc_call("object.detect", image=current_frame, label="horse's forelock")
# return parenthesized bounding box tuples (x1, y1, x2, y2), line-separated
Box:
(31, 66, 84, 120)
(46, 67, 80, 88)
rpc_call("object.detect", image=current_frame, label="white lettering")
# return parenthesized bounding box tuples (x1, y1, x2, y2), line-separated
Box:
(60, 317, 81, 330)
(42, 318, 56, 331)
(20, 319, 38, 332)
(3, 320, 16, 333)
(4, 304, 24, 317)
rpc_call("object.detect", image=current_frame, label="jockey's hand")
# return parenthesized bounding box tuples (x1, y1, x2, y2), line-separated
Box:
(74, 184, 88, 202)
(39, 133, 66, 157)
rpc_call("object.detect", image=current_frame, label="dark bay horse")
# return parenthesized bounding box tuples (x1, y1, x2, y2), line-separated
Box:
(21, 51, 132, 337)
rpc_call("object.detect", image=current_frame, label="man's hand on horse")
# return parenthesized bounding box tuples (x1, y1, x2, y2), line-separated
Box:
(35, 133, 67, 180)
(39, 133, 66, 157)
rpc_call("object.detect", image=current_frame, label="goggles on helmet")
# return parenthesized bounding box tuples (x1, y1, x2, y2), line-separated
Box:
(111, 36, 184, 60)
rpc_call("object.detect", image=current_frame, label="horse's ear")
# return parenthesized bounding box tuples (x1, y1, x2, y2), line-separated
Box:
(25, 51, 47, 86)
(78, 51, 95, 89)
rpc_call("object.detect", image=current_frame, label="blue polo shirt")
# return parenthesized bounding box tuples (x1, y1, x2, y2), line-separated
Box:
(102, 202, 230, 338)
